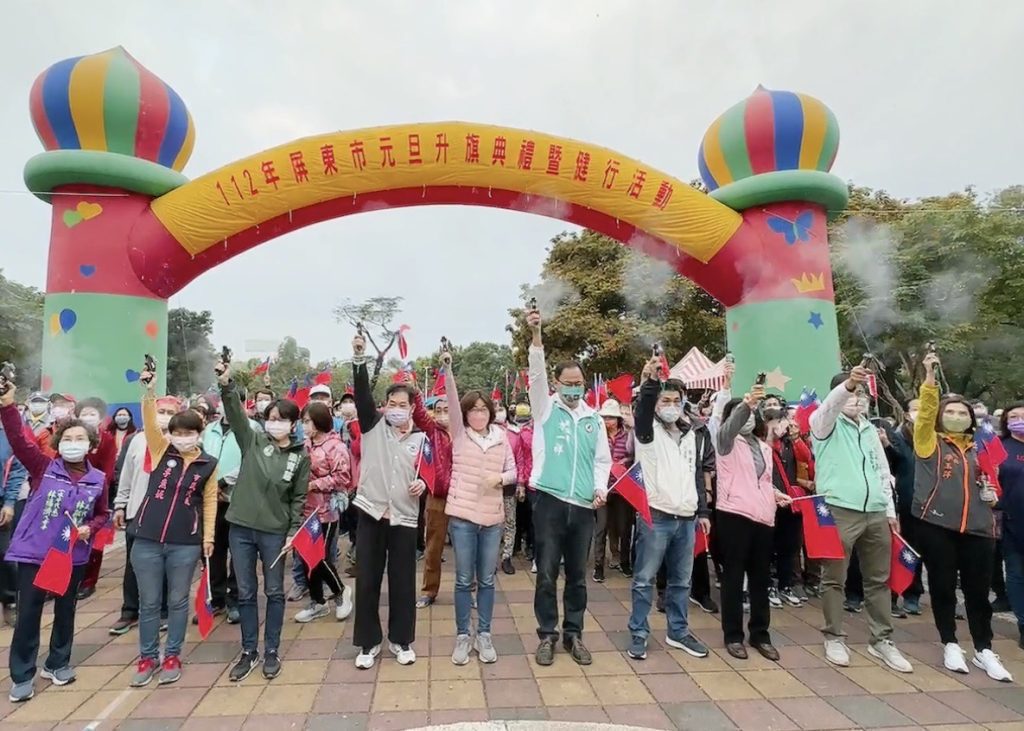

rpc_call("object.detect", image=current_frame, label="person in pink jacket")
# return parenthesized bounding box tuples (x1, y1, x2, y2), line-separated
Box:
(294, 402, 353, 624)
(440, 351, 518, 666)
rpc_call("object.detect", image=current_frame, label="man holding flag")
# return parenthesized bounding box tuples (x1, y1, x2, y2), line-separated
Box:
(626, 356, 714, 661)
(525, 307, 611, 667)
(810, 364, 912, 674)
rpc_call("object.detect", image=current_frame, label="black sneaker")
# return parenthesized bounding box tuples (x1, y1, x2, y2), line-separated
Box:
(689, 594, 719, 614)
(592, 565, 605, 583)
(843, 599, 863, 613)
(109, 617, 137, 636)
(620, 565, 633, 578)
(502, 557, 516, 575)
(262, 651, 281, 679)
(76, 585, 96, 601)
(229, 651, 260, 682)
(891, 600, 907, 619)
(536, 638, 556, 666)
(563, 636, 592, 665)
(656, 593, 666, 613)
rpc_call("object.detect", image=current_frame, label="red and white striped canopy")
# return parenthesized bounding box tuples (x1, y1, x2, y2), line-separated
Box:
(670, 347, 727, 391)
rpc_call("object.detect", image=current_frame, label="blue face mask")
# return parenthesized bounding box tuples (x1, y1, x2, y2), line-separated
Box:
(559, 385, 585, 400)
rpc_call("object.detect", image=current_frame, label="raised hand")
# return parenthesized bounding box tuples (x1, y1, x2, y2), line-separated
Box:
(214, 361, 231, 386)
(352, 333, 366, 356)
(440, 350, 453, 367)
(846, 364, 870, 389)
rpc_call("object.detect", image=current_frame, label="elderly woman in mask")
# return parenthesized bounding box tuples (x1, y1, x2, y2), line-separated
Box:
(910, 353, 1009, 681)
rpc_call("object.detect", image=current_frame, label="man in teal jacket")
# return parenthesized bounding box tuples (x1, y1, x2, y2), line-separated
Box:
(526, 307, 611, 668)
(810, 364, 912, 674)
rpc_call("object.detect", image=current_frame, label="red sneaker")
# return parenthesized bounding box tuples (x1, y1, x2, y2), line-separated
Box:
(131, 657, 158, 687)
(159, 655, 182, 685)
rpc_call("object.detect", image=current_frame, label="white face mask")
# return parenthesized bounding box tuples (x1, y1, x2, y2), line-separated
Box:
(58, 441, 89, 462)
(842, 395, 868, 419)
(265, 420, 292, 439)
(156, 413, 173, 432)
(656, 405, 682, 424)
(340, 403, 356, 419)
(28, 402, 47, 416)
(494, 410, 507, 425)
(114, 414, 131, 429)
(385, 408, 411, 427)
(80, 414, 101, 430)
(50, 406, 70, 421)
(255, 400, 272, 416)
(170, 435, 200, 453)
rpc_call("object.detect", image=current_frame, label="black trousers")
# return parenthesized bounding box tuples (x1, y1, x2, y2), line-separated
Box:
(774, 508, 803, 591)
(514, 492, 534, 554)
(916, 519, 996, 651)
(209, 501, 238, 610)
(717, 510, 773, 645)
(845, 549, 864, 602)
(993, 540, 1007, 600)
(308, 521, 345, 605)
(0, 499, 25, 606)
(353, 511, 417, 649)
(121, 524, 168, 620)
(533, 490, 594, 641)
(416, 492, 428, 552)
(11, 563, 86, 683)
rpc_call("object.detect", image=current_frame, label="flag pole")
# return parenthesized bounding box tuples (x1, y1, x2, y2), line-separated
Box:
(892, 531, 921, 557)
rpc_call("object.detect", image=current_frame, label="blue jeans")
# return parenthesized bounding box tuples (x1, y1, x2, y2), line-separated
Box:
(229, 525, 286, 654)
(1002, 538, 1024, 635)
(628, 511, 696, 641)
(448, 517, 502, 635)
(130, 538, 201, 660)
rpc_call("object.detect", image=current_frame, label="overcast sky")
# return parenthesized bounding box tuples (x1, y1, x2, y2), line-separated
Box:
(1, 1, 1021, 364)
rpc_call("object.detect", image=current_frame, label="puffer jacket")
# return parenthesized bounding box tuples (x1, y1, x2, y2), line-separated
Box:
(304, 431, 351, 522)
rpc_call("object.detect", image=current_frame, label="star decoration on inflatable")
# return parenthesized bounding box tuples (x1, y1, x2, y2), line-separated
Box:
(808, 312, 824, 329)
(764, 367, 792, 391)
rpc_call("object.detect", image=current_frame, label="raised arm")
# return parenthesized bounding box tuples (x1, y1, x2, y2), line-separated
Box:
(141, 389, 169, 465)
(444, 364, 464, 440)
(914, 354, 941, 459)
(411, 390, 437, 436)
(0, 404, 50, 482)
(220, 383, 254, 454)
(634, 371, 660, 444)
(526, 308, 551, 420)
(202, 468, 219, 545)
(810, 365, 871, 441)
(716, 400, 751, 456)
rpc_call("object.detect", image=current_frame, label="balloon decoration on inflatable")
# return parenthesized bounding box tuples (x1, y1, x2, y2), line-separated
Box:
(26, 48, 850, 414)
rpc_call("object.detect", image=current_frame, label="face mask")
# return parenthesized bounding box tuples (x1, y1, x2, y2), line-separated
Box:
(941, 413, 972, 433)
(494, 410, 507, 425)
(114, 414, 131, 429)
(468, 411, 490, 432)
(739, 415, 756, 435)
(170, 435, 200, 453)
(515, 415, 530, 425)
(265, 420, 293, 439)
(156, 413, 172, 432)
(435, 414, 450, 428)
(58, 441, 89, 462)
(762, 407, 784, 422)
(559, 385, 584, 404)
(1008, 418, 1024, 435)
(842, 396, 867, 418)
(656, 405, 682, 424)
(28, 402, 47, 416)
(384, 408, 410, 427)
(340, 404, 356, 419)
(907, 410, 918, 424)
(50, 406, 70, 421)
(255, 400, 272, 415)
(80, 414, 101, 430)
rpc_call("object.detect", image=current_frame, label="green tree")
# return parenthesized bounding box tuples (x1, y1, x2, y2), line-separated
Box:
(333, 296, 405, 389)
(166, 308, 216, 396)
(0, 270, 43, 394)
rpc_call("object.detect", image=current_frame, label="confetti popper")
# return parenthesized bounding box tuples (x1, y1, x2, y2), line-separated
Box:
(25, 49, 849, 410)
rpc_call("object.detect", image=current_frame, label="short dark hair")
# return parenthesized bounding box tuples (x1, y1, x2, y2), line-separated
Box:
(554, 361, 586, 381)
(721, 398, 767, 440)
(270, 399, 301, 422)
(75, 397, 107, 416)
(303, 401, 334, 433)
(460, 390, 495, 428)
(660, 378, 687, 398)
(385, 384, 416, 403)
(1000, 403, 1024, 438)
(50, 419, 100, 451)
(169, 410, 204, 433)
(829, 372, 849, 390)
(255, 388, 275, 400)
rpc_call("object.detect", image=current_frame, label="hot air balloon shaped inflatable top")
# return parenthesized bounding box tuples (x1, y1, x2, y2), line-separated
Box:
(26, 46, 194, 200)
(698, 86, 847, 216)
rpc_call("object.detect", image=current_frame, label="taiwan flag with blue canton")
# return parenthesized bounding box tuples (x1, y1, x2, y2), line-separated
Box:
(975, 425, 1009, 495)
(194, 563, 215, 640)
(889, 532, 921, 595)
(291, 513, 326, 577)
(417, 437, 436, 494)
(34, 512, 79, 596)
(797, 496, 844, 559)
(610, 463, 652, 527)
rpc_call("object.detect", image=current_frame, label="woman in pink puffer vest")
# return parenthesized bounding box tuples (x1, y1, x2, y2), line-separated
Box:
(440, 354, 517, 667)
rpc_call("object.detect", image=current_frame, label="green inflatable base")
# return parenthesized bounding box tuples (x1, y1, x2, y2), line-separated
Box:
(710, 170, 849, 220)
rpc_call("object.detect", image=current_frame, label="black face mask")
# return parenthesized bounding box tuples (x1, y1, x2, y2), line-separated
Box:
(762, 407, 784, 422)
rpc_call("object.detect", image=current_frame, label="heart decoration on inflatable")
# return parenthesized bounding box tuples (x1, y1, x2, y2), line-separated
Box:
(79, 264, 96, 277)
(125, 369, 141, 383)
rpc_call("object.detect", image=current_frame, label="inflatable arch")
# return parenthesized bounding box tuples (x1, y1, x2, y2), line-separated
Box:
(25, 47, 848, 414)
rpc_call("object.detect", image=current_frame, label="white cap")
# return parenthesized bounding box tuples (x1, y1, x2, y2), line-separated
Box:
(309, 384, 332, 398)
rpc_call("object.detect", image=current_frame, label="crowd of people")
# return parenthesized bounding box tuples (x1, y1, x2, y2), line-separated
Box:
(0, 308, 1022, 702)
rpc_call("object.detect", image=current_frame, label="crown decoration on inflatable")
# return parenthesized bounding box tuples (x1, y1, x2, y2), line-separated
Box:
(699, 86, 848, 216)
(25, 47, 192, 201)
(791, 272, 826, 294)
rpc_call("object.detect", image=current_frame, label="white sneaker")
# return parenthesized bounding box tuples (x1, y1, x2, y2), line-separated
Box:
(973, 649, 1013, 682)
(475, 632, 498, 664)
(868, 639, 913, 673)
(389, 642, 416, 665)
(294, 602, 329, 623)
(824, 639, 851, 667)
(335, 585, 353, 621)
(355, 644, 380, 669)
(452, 634, 472, 666)
(531, 561, 537, 574)
(943, 642, 969, 674)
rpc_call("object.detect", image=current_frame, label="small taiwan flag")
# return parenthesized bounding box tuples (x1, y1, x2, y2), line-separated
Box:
(291, 513, 326, 577)
(794, 388, 820, 436)
(194, 562, 215, 640)
(34, 512, 79, 596)
(253, 356, 271, 376)
(889, 532, 921, 595)
(797, 496, 845, 559)
(693, 525, 709, 557)
(610, 463, 652, 526)
(397, 324, 410, 360)
(417, 437, 436, 494)
(93, 514, 115, 550)
(432, 368, 447, 397)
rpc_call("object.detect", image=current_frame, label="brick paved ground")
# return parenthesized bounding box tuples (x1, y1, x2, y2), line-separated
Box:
(0, 540, 1022, 730)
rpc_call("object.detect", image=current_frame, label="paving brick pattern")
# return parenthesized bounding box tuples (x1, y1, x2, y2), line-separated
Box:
(0, 543, 1022, 730)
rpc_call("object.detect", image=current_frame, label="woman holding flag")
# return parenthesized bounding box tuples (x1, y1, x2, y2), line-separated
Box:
(911, 353, 1010, 681)
(0, 378, 109, 703)
(127, 367, 219, 688)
